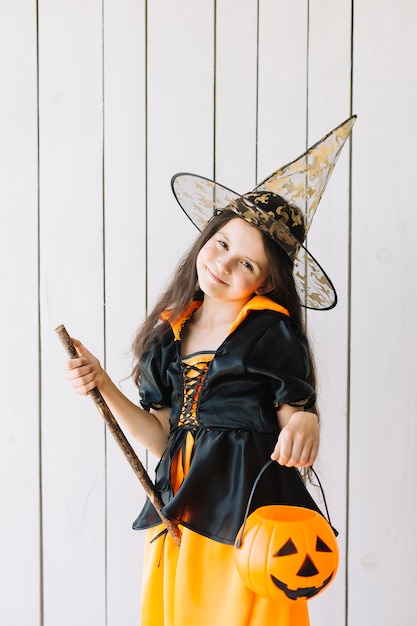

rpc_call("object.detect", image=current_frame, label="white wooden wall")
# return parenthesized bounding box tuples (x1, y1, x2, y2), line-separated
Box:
(1, 1, 416, 625)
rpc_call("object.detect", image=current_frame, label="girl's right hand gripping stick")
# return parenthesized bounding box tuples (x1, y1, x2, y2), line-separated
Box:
(55, 324, 182, 547)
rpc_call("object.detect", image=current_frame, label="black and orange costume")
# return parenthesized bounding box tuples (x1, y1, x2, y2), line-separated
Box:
(133, 295, 326, 625)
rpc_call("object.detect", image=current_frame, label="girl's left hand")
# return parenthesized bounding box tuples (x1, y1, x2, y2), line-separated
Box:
(271, 408, 319, 467)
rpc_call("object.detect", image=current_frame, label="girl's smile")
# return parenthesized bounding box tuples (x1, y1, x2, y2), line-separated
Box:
(207, 268, 227, 284)
(196, 217, 272, 305)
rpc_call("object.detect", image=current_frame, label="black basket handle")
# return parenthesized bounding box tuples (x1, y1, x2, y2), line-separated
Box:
(235, 460, 336, 549)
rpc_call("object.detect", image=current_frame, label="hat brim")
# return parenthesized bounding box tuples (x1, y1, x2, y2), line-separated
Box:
(171, 172, 337, 310)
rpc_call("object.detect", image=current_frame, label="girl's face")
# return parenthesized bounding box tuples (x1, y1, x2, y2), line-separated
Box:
(196, 217, 272, 305)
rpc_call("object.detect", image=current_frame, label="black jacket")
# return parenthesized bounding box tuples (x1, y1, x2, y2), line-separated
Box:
(133, 298, 323, 545)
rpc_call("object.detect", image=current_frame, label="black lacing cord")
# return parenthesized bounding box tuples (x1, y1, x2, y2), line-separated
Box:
(179, 361, 209, 428)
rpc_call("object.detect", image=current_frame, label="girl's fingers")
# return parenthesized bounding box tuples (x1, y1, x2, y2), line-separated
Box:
(62, 339, 102, 396)
(67, 371, 97, 395)
(66, 357, 86, 372)
(296, 443, 315, 467)
(271, 431, 317, 468)
(274, 428, 298, 466)
(66, 362, 91, 379)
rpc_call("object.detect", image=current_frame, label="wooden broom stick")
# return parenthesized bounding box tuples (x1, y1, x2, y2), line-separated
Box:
(55, 324, 181, 547)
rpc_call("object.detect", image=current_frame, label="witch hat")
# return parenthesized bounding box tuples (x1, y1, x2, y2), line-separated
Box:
(172, 115, 356, 310)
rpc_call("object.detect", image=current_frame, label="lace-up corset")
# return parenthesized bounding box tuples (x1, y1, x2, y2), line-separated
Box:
(178, 352, 215, 428)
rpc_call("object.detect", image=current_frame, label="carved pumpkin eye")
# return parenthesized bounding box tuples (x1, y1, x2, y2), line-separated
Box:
(316, 536, 332, 552)
(274, 538, 298, 557)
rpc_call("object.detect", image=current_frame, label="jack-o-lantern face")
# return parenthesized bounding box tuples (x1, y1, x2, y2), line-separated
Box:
(234, 505, 339, 604)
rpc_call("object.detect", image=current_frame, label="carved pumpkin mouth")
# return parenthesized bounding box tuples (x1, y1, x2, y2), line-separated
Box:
(270, 571, 334, 600)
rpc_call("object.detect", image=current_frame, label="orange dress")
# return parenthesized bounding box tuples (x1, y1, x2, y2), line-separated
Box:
(139, 350, 310, 626)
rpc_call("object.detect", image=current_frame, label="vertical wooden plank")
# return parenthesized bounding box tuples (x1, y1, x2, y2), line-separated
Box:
(305, 2, 353, 625)
(144, 1, 214, 613)
(0, 3, 41, 624)
(258, 2, 353, 624)
(38, 1, 106, 623)
(215, 0, 258, 189)
(350, 1, 417, 623)
(147, 0, 214, 310)
(103, 0, 147, 623)
(257, 0, 308, 180)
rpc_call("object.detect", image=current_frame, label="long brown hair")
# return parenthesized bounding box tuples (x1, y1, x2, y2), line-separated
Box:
(131, 210, 317, 401)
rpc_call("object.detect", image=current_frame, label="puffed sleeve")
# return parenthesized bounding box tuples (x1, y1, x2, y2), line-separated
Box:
(138, 333, 174, 411)
(246, 317, 316, 409)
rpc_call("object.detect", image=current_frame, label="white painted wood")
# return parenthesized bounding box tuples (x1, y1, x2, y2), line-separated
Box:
(215, 0, 258, 189)
(141, 0, 215, 617)
(102, 0, 148, 623)
(0, 3, 41, 624)
(257, 4, 351, 625)
(305, 2, 353, 624)
(350, 1, 417, 623)
(257, 0, 309, 180)
(38, 1, 106, 623)
(1, 2, 417, 624)
(146, 0, 215, 312)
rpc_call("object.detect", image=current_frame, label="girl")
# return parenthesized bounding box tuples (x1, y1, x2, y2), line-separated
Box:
(66, 117, 356, 625)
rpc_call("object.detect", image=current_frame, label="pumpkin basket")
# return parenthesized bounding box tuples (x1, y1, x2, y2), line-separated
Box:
(234, 460, 339, 605)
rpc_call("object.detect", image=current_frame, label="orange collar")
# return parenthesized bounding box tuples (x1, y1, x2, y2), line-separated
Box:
(162, 296, 290, 341)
